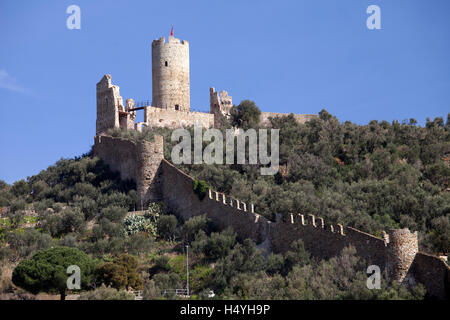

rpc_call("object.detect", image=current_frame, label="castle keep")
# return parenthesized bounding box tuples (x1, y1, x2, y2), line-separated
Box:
(95, 33, 317, 134)
(93, 32, 449, 299)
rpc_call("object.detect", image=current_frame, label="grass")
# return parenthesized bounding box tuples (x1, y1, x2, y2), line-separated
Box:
(0, 216, 38, 227)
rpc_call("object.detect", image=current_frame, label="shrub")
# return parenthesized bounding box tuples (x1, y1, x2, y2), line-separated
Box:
(123, 214, 156, 236)
(157, 215, 178, 241)
(78, 284, 135, 300)
(193, 180, 209, 201)
(95, 254, 142, 290)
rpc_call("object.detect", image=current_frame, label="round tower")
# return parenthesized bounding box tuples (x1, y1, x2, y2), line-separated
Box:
(152, 35, 190, 111)
(386, 228, 418, 283)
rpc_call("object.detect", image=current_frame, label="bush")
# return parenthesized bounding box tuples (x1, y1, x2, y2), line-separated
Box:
(157, 215, 178, 241)
(95, 254, 142, 290)
(5, 229, 53, 261)
(193, 180, 209, 201)
(78, 284, 135, 300)
(182, 214, 211, 244)
(123, 214, 156, 236)
(192, 228, 237, 261)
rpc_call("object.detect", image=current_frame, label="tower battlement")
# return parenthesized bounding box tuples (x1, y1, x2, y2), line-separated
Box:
(152, 36, 189, 46)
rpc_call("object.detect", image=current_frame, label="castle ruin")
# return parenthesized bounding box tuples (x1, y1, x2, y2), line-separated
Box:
(95, 34, 317, 135)
(93, 32, 449, 299)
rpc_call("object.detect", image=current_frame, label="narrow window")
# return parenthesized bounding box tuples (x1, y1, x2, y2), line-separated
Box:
(175, 105, 179, 110)
(165, 61, 168, 67)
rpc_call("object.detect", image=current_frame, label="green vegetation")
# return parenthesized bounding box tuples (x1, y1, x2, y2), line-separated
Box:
(12, 247, 95, 300)
(94, 254, 142, 290)
(193, 180, 209, 201)
(0, 105, 448, 300)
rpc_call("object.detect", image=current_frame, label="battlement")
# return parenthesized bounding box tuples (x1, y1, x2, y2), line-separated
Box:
(93, 132, 449, 299)
(284, 213, 346, 236)
(208, 189, 255, 213)
(152, 36, 189, 46)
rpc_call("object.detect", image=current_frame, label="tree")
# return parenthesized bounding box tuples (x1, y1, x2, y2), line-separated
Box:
(157, 215, 178, 241)
(12, 247, 95, 300)
(319, 109, 333, 121)
(182, 214, 211, 244)
(231, 100, 261, 129)
(95, 262, 128, 290)
(95, 254, 142, 290)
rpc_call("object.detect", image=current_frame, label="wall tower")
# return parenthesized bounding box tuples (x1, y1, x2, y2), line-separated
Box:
(96, 74, 123, 134)
(386, 228, 419, 284)
(152, 35, 190, 111)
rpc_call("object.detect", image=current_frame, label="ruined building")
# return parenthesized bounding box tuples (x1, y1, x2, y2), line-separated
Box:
(93, 33, 449, 299)
(95, 33, 317, 135)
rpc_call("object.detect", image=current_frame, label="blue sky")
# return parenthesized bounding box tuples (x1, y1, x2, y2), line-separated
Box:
(0, 0, 449, 184)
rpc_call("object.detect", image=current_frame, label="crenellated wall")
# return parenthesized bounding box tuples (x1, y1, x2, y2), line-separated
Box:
(160, 159, 269, 243)
(269, 213, 387, 268)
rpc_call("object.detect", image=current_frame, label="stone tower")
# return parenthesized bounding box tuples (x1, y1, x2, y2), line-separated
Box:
(152, 35, 190, 111)
(96, 74, 122, 134)
(386, 228, 419, 284)
(210, 87, 233, 128)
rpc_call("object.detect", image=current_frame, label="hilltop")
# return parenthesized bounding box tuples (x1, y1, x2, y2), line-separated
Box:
(0, 109, 448, 300)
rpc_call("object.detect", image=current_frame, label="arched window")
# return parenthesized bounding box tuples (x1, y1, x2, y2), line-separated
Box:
(175, 104, 179, 110)
(165, 61, 168, 67)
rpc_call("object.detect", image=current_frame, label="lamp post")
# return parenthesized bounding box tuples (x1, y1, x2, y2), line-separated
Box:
(186, 245, 189, 296)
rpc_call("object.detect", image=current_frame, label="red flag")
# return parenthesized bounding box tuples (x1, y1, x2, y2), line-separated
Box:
(170, 26, 173, 36)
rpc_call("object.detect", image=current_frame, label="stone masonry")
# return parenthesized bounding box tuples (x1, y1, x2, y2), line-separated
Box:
(152, 36, 190, 112)
(92, 132, 449, 299)
(95, 33, 318, 135)
(93, 32, 449, 299)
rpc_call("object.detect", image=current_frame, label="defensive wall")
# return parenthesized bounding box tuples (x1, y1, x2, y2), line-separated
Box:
(93, 133, 449, 299)
(260, 112, 318, 126)
(143, 106, 214, 129)
(269, 213, 387, 268)
(160, 159, 269, 243)
(92, 135, 164, 205)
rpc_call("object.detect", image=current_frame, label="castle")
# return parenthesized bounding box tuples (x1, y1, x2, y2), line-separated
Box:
(96, 34, 317, 135)
(93, 33, 449, 299)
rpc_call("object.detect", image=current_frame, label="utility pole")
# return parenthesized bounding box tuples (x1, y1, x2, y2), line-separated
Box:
(186, 245, 189, 296)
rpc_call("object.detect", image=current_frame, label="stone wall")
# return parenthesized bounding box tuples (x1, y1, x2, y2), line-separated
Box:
(410, 252, 449, 299)
(210, 87, 233, 128)
(152, 36, 190, 111)
(92, 135, 164, 208)
(160, 159, 269, 243)
(93, 135, 137, 181)
(386, 229, 419, 283)
(136, 136, 164, 206)
(93, 134, 449, 299)
(96, 75, 123, 134)
(144, 106, 214, 128)
(260, 112, 318, 126)
(269, 213, 387, 268)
